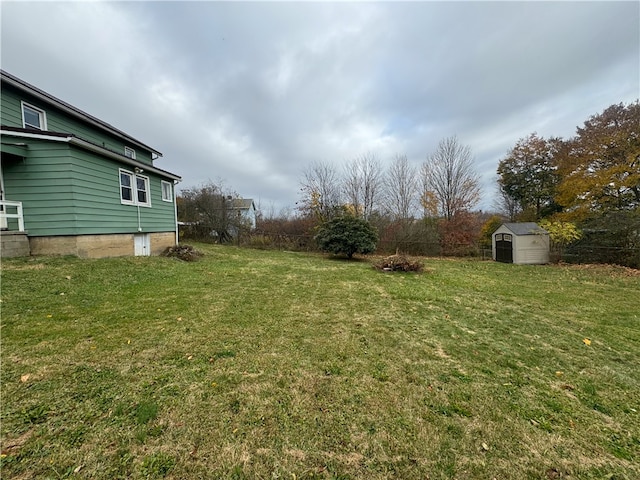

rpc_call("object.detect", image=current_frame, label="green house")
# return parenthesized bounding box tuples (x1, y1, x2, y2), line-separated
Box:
(0, 70, 181, 258)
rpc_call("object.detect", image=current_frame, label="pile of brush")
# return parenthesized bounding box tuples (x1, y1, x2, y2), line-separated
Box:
(373, 254, 424, 273)
(162, 244, 203, 262)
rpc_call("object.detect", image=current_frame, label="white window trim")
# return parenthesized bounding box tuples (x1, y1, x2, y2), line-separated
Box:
(161, 180, 173, 202)
(21, 101, 47, 131)
(119, 168, 151, 207)
(124, 146, 136, 159)
(119, 169, 135, 206)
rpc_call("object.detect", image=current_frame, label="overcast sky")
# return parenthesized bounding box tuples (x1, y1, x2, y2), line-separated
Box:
(2, 1, 638, 214)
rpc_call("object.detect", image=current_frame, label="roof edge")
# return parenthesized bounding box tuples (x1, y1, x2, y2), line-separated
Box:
(501, 222, 548, 235)
(1, 69, 162, 157)
(1, 128, 181, 182)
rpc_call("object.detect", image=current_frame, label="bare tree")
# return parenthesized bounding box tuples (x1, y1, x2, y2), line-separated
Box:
(493, 182, 521, 221)
(298, 161, 343, 222)
(383, 154, 418, 221)
(421, 136, 481, 220)
(343, 152, 383, 220)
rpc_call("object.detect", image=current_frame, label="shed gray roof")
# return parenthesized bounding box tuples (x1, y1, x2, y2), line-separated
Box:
(502, 222, 548, 236)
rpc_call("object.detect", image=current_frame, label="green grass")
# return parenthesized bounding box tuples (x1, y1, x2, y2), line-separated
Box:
(1, 245, 639, 479)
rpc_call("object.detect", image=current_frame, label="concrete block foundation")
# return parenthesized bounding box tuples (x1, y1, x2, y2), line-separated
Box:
(1, 231, 30, 258)
(28, 232, 177, 258)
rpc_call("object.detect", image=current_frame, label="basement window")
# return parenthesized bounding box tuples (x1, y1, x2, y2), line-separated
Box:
(21, 102, 47, 130)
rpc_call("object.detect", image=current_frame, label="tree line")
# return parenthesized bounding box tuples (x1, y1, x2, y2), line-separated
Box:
(495, 101, 639, 266)
(177, 101, 639, 266)
(496, 102, 639, 222)
(297, 136, 480, 223)
(290, 135, 483, 255)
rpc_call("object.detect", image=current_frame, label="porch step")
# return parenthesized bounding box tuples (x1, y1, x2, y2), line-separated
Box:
(0, 230, 30, 258)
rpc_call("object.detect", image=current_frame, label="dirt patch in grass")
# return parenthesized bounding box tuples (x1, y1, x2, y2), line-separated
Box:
(1, 429, 34, 456)
(0, 263, 46, 270)
(434, 344, 452, 359)
(558, 262, 640, 277)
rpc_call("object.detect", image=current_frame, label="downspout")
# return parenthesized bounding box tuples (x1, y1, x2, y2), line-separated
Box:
(173, 179, 179, 245)
(134, 167, 143, 232)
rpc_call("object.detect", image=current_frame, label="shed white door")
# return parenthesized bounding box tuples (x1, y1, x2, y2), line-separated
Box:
(134, 233, 150, 256)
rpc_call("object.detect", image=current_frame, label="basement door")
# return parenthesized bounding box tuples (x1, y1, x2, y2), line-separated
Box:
(495, 233, 513, 263)
(134, 233, 150, 256)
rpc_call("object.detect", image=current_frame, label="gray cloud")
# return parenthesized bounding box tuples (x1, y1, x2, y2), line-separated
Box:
(2, 1, 638, 212)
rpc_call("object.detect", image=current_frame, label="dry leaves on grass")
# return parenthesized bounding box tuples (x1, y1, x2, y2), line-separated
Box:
(1, 430, 34, 457)
(561, 262, 640, 277)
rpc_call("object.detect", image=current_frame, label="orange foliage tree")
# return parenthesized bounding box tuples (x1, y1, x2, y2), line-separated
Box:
(555, 102, 640, 221)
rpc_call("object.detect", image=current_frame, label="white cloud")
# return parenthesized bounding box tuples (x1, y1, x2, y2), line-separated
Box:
(2, 1, 638, 212)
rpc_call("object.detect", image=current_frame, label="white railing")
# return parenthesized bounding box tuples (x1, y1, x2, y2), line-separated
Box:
(0, 200, 25, 232)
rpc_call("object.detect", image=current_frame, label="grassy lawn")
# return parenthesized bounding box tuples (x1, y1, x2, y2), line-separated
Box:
(1, 244, 639, 479)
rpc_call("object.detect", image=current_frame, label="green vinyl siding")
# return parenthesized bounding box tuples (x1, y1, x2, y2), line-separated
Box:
(2, 138, 176, 236)
(0, 88, 23, 126)
(1, 84, 154, 165)
(2, 142, 76, 235)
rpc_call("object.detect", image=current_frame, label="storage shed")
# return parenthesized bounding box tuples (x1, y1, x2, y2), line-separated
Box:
(492, 222, 549, 264)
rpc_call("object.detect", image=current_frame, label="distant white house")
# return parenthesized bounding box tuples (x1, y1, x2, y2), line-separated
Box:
(492, 222, 549, 265)
(230, 198, 257, 230)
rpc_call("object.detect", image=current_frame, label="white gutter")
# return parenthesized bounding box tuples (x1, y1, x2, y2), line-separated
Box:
(0, 130, 70, 142)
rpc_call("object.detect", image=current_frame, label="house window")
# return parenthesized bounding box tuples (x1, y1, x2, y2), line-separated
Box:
(120, 170, 134, 204)
(161, 181, 173, 202)
(136, 175, 150, 205)
(21, 102, 47, 130)
(124, 147, 136, 159)
(119, 169, 151, 207)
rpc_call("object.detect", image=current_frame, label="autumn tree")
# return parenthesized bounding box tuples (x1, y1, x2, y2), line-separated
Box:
(555, 102, 640, 221)
(438, 211, 483, 256)
(538, 219, 582, 261)
(479, 214, 505, 249)
(343, 153, 383, 221)
(496, 133, 562, 220)
(298, 161, 343, 223)
(422, 136, 481, 220)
